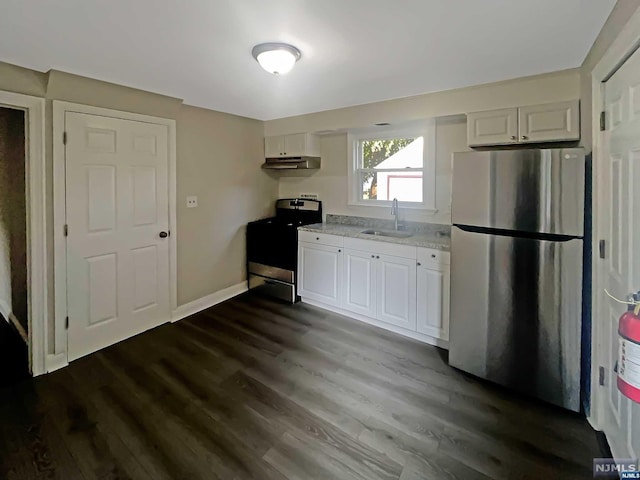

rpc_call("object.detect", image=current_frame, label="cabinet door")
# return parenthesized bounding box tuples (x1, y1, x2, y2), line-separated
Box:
(376, 254, 416, 330)
(283, 133, 306, 157)
(518, 100, 580, 143)
(265, 136, 285, 158)
(297, 242, 342, 307)
(417, 264, 450, 340)
(342, 249, 377, 318)
(467, 108, 518, 146)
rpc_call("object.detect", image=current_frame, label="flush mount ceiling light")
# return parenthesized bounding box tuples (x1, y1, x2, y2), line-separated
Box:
(252, 43, 301, 76)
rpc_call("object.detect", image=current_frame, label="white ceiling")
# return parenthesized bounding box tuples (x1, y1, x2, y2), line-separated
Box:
(0, 0, 616, 120)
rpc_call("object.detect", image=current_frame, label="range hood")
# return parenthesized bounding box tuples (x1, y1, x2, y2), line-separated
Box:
(262, 156, 321, 170)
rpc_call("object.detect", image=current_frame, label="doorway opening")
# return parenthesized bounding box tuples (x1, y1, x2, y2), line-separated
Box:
(0, 106, 29, 387)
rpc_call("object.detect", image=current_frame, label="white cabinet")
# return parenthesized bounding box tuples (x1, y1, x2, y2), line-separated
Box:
(467, 100, 580, 147)
(297, 242, 342, 307)
(376, 254, 417, 330)
(467, 108, 518, 146)
(298, 233, 449, 347)
(416, 248, 450, 340)
(518, 101, 580, 143)
(343, 249, 377, 318)
(264, 133, 320, 158)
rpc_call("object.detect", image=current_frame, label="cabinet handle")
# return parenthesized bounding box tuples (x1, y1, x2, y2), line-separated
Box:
(510, 135, 517, 140)
(371, 255, 375, 258)
(376, 255, 380, 259)
(316, 237, 320, 240)
(521, 135, 528, 140)
(431, 254, 436, 258)
(338, 249, 341, 253)
(417, 262, 421, 266)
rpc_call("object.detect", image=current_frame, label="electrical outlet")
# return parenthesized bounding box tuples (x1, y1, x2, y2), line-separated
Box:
(186, 196, 198, 208)
(300, 193, 319, 200)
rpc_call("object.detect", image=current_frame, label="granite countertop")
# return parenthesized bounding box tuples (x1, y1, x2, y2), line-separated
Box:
(299, 222, 451, 251)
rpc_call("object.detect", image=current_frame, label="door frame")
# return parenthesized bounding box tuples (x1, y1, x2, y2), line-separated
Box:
(589, 5, 640, 451)
(0, 91, 46, 377)
(52, 101, 177, 371)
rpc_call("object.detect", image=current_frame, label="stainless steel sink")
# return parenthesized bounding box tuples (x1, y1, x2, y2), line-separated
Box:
(360, 229, 413, 238)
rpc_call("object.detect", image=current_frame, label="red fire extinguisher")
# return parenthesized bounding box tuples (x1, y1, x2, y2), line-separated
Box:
(618, 292, 640, 403)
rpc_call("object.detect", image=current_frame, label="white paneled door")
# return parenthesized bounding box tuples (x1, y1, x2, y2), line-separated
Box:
(601, 46, 640, 461)
(66, 112, 170, 361)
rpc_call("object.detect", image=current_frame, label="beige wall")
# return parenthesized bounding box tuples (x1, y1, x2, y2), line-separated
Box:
(176, 105, 277, 304)
(580, 0, 640, 152)
(278, 116, 468, 224)
(272, 70, 581, 224)
(265, 69, 580, 136)
(0, 108, 27, 331)
(0, 61, 276, 355)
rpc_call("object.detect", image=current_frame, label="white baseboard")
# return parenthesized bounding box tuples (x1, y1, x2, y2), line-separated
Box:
(171, 281, 247, 323)
(302, 298, 449, 349)
(46, 353, 68, 373)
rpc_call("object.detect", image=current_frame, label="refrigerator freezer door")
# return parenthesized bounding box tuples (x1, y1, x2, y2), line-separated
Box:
(452, 148, 585, 237)
(449, 226, 583, 411)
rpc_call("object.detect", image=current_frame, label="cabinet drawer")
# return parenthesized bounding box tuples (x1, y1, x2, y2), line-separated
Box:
(417, 248, 450, 268)
(343, 237, 416, 259)
(299, 230, 344, 247)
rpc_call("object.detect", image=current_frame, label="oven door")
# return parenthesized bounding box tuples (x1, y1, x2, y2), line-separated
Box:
(246, 220, 297, 275)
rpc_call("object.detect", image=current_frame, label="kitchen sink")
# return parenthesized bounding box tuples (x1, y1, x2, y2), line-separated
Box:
(360, 229, 413, 238)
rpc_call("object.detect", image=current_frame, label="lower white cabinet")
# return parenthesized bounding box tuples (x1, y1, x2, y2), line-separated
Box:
(376, 254, 417, 330)
(298, 234, 449, 346)
(417, 263, 450, 340)
(297, 242, 342, 307)
(343, 249, 377, 318)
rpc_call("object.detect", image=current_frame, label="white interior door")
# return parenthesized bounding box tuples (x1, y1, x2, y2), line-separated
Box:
(66, 112, 170, 361)
(600, 46, 640, 461)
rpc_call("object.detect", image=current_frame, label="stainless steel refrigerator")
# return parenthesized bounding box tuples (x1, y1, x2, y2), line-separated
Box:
(449, 148, 585, 412)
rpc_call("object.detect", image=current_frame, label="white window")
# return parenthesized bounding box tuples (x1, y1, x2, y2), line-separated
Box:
(348, 121, 436, 210)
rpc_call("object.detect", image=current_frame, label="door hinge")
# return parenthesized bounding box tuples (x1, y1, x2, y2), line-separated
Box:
(65, 316, 69, 329)
(599, 366, 606, 386)
(63, 131, 67, 145)
(63, 224, 68, 237)
(599, 239, 606, 259)
(600, 111, 606, 131)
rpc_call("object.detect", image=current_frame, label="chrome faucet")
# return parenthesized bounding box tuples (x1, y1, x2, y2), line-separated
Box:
(391, 198, 400, 230)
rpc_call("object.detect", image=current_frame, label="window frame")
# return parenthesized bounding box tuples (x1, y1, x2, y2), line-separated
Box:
(347, 121, 436, 211)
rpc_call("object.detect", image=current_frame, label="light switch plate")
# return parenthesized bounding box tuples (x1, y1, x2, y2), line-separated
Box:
(186, 196, 198, 208)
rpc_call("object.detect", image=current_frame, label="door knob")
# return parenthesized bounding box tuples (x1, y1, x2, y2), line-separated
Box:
(159, 231, 168, 238)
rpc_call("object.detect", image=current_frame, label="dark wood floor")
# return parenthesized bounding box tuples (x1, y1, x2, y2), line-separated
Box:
(0, 293, 600, 479)
(0, 316, 29, 388)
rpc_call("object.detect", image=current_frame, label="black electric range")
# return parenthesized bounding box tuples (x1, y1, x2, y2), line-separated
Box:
(247, 198, 322, 302)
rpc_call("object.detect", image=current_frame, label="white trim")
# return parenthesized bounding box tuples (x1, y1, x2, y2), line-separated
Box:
(45, 353, 68, 373)
(52, 101, 177, 368)
(301, 297, 449, 349)
(589, 4, 640, 455)
(171, 282, 248, 323)
(347, 120, 437, 211)
(0, 91, 46, 377)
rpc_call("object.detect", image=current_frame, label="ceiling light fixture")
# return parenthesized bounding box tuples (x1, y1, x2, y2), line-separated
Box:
(252, 43, 301, 76)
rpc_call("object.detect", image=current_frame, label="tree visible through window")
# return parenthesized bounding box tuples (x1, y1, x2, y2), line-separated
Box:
(357, 136, 424, 203)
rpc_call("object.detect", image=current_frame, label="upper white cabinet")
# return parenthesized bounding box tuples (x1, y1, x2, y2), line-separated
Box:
(467, 100, 580, 147)
(264, 133, 320, 158)
(467, 108, 519, 146)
